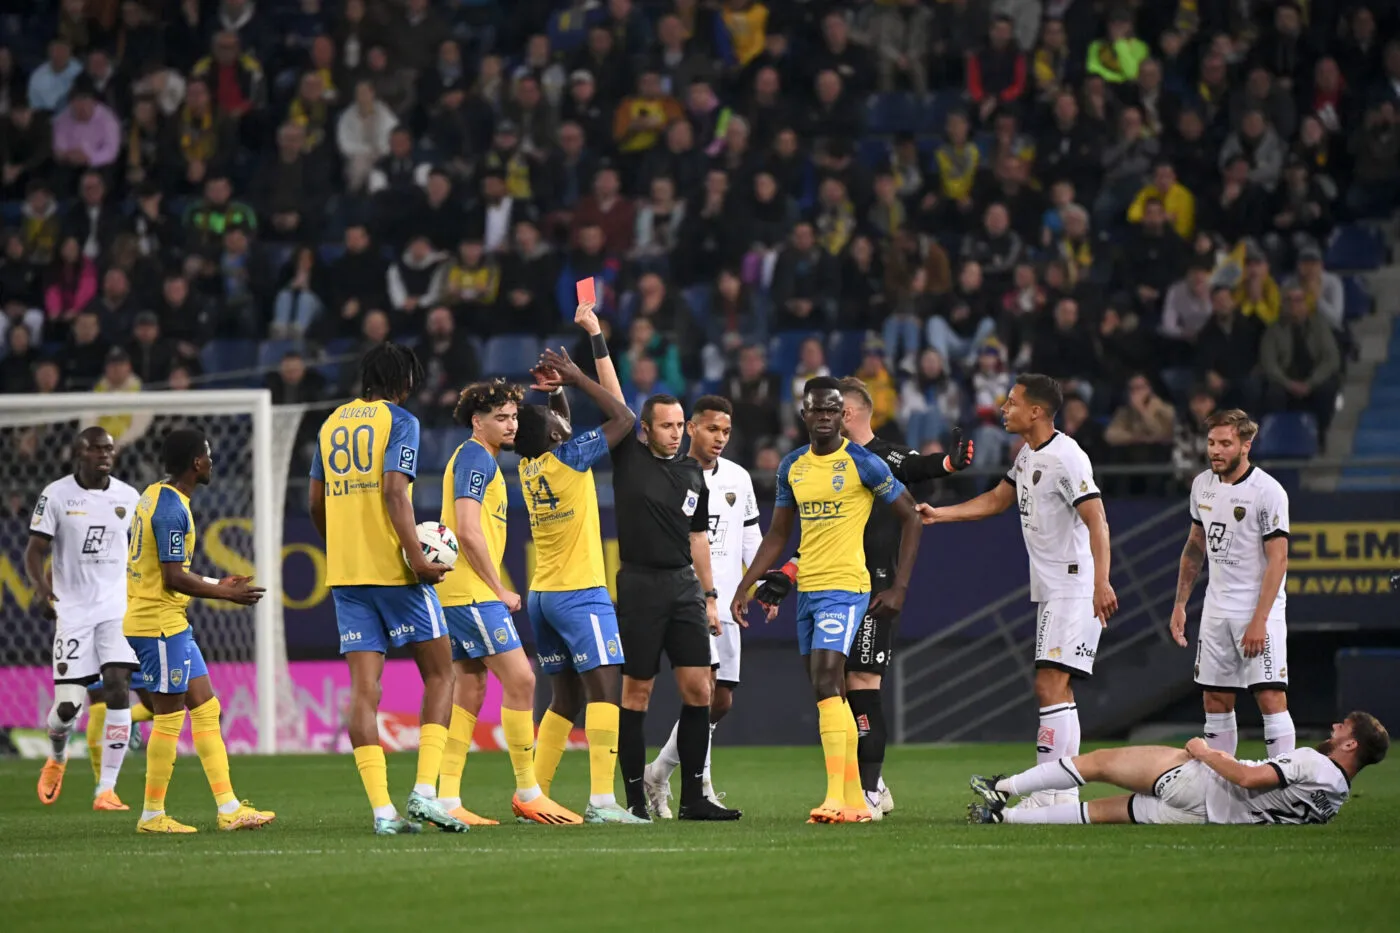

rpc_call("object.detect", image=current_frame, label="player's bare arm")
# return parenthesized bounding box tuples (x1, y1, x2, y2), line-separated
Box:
(1244, 536, 1288, 658)
(691, 531, 723, 635)
(23, 533, 56, 619)
(575, 300, 625, 401)
(384, 470, 449, 584)
(1076, 496, 1118, 624)
(158, 559, 264, 605)
(918, 477, 1016, 525)
(456, 495, 520, 611)
(871, 489, 922, 618)
(1171, 523, 1207, 647)
(732, 505, 796, 623)
(308, 477, 327, 540)
(537, 347, 637, 447)
(1184, 737, 1283, 789)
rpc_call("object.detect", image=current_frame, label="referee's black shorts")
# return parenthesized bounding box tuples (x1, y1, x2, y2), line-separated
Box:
(616, 565, 711, 680)
(846, 576, 898, 677)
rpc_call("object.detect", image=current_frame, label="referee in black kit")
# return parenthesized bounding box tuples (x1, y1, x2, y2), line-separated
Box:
(613, 394, 741, 822)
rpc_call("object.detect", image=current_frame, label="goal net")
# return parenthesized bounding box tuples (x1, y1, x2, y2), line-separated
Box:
(0, 390, 305, 754)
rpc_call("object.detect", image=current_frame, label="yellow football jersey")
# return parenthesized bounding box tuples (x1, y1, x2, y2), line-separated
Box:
(125, 483, 195, 637)
(438, 438, 508, 606)
(776, 439, 904, 593)
(518, 428, 611, 592)
(312, 399, 420, 587)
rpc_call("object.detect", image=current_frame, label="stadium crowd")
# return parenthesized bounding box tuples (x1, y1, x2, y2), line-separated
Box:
(0, 0, 1397, 487)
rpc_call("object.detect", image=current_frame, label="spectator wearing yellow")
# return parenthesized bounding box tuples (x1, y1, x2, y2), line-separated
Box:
(287, 71, 330, 152)
(613, 70, 684, 155)
(853, 347, 898, 434)
(1128, 161, 1196, 240)
(721, 0, 769, 68)
(933, 110, 980, 204)
(1031, 17, 1073, 102)
(1234, 247, 1281, 325)
(82, 347, 152, 455)
(1086, 9, 1149, 84)
(815, 176, 856, 256)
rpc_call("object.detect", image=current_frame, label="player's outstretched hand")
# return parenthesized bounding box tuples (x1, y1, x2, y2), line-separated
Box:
(1240, 620, 1266, 658)
(945, 427, 974, 471)
(1185, 737, 1210, 760)
(869, 585, 907, 619)
(222, 576, 266, 606)
(539, 347, 583, 386)
(575, 300, 601, 335)
(916, 503, 938, 525)
(1093, 579, 1118, 627)
(1169, 604, 1189, 647)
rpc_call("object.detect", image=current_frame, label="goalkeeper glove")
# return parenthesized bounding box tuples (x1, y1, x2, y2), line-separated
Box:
(942, 427, 974, 472)
(754, 560, 798, 607)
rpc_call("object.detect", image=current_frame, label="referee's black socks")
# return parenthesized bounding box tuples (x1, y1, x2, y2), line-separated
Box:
(619, 707, 648, 813)
(677, 704, 710, 804)
(848, 689, 886, 794)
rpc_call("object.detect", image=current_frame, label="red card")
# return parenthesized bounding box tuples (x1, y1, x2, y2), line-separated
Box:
(575, 278, 596, 305)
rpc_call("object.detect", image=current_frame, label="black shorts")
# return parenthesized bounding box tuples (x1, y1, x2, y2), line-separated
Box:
(846, 578, 898, 676)
(616, 566, 712, 681)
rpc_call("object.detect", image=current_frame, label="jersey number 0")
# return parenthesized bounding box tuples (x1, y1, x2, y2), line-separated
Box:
(328, 425, 375, 474)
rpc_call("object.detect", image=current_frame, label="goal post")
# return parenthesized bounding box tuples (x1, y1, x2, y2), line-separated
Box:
(0, 389, 303, 754)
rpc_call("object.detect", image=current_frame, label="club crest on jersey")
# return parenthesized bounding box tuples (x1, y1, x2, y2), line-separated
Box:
(1234, 506, 1247, 522)
(170, 667, 183, 686)
(115, 506, 126, 519)
(1032, 469, 1042, 485)
(831, 474, 844, 491)
(725, 492, 736, 506)
(682, 489, 699, 516)
(494, 627, 510, 645)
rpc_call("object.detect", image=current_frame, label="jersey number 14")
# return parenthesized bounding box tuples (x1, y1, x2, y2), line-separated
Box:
(526, 476, 559, 511)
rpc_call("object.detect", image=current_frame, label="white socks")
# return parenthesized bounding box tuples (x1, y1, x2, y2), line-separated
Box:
(516, 785, 542, 804)
(412, 783, 436, 797)
(1035, 703, 1081, 803)
(1204, 711, 1238, 755)
(218, 798, 241, 815)
(1263, 710, 1296, 756)
(997, 757, 1085, 798)
(372, 804, 397, 820)
(703, 722, 716, 786)
(656, 720, 720, 787)
(438, 796, 461, 811)
(589, 793, 617, 808)
(47, 704, 77, 763)
(1004, 802, 1091, 824)
(98, 707, 131, 792)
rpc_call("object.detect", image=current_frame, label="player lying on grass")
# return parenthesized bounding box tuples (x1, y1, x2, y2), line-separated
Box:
(968, 710, 1388, 825)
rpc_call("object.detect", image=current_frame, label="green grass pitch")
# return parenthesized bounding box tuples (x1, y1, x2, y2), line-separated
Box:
(4, 744, 1399, 933)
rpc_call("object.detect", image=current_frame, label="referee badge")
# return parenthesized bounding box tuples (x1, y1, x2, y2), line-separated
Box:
(682, 489, 699, 516)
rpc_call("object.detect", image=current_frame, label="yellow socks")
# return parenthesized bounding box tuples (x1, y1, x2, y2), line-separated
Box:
(501, 707, 540, 793)
(437, 705, 475, 803)
(86, 701, 107, 784)
(842, 700, 863, 808)
(817, 697, 847, 804)
(416, 722, 447, 794)
(534, 708, 572, 797)
(132, 703, 154, 723)
(190, 697, 236, 808)
(584, 702, 619, 801)
(144, 710, 184, 816)
(353, 744, 393, 815)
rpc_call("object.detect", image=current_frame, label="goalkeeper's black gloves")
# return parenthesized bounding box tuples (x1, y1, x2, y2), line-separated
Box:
(942, 427, 975, 473)
(754, 560, 798, 607)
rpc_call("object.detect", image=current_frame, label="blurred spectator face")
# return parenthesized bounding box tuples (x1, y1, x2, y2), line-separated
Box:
(1178, 108, 1204, 140)
(134, 316, 159, 345)
(35, 361, 61, 393)
(278, 123, 307, 157)
(1225, 155, 1250, 185)
(717, 270, 741, 301)
(408, 237, 432, 261)
(1314, 58, 1341, 91)
(1160, 30, 1183, 58)
(984, 204, 1009, 236)
(1211, 287, 1236, 317)
(3, 236, 23, 261)
(389, 127, 413, 158)
(558, 122, 584, 155)
(815, 71, 841, 105)
(725, 117, 749, 151)
(755, 67, 779, 99)
(819, 177, 845, 207)
(1119, 107, 1143, 139)
(81, 173, 105, 206)
(1242, 110, 1266, 140)
(299, 73, 325, 105)
(959, 262, 983, 292)
(976, 346, 999, 374)
(687, 81, 714, 112)
(1245, 254, 1268, 281)
(755, 445, 780, 474)
(1138, 59, 1161, 90)
(167, 365, 191, 390)
(345, 225, 370, 253)
(514, 220, 540, 252)
(569, 74, 595, 104)
(858, 349, 884, 378)
(26, 185, 53, 213)
(427, 172, 451, 204)
(225, 228, 249, 255)
(1062, 396, 1089, 432)
(206, 176, 231, 205)
(1142, 199, 1166, 229)
(639, 273, 665, 306)
(49, 39, 72, 70)
(849, 235, 872, 265)
(1189, 391, 1216, 422)
(280, 353, 307, 384)
(8, 323, 31, 355)
(873, 174, 895, 203)
(516, 77, 542, 109)
(311, 36, 335, 70)
(363, 310, 390, 342)
(526, 34, 551, 63)
(753, 172, 777, 203)
(594, 169, 620, 200)
(657, 14, 683, 48)
(1050, 179, 1074, 207)
(990, 18, 1013, 47)
(1012, 263, 1035, 290)
(918, 349, 945, 380)
(1284, 287, 1308, 321)
(74, 313, 100, 344)
(1127, 374, 1153, 403)
(738, 346, 766, 380)
(426, 307, 453, 337)
(1188, 266, 1211, 294)
(1042, 19, 1066, 51)
(186, 79, 211, 115)
(639, 71, 662, 99)
(799, 337, 824, 372)
(1246, 67, 1272, 99)
(791, 223, 814, 251)
(457, 239, 484, 265)
(439, 39, 460, 67)
(1053, 92, 1077, 125)
(1201, 53, 1226, 86)
(88, 49, 112, 79)
(366, 46, 389, 73)
(104, 354, 132, 386)
(667, 119, 694, 151)
(774, 128, 798, 157)
(579, 225, 605, 254)
(213, 32, 240, 66)
(58, 236, 80, 265)
(1275, 5, 1300, 35)
(823, 13, 848, 48)
(1284, 161, 1308, 190)
(482, 174, 506, 202)
(1153, 163, 1178, 191)
(355, 81, 376, 110)
(630, 316, 656, 348)
(1108, 15, 1131, 41)
(163, 276, 188, 305)
(102, 269, 129, 302)
(633, 356, 659, 391)
(650, 176, 675, 205)
(1054, 299, 1078, 331)
(1353, 7, 1375, 41)
(69, 93, 95, 122)
(946, 111, 970, 144)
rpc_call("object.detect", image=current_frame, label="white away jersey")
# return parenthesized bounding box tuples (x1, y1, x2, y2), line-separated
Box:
(1189, 465, 1289, 619)
(1204, 747, 1350, 825)
(30, 474, 140, 628)
(1005, 432, 1100, 602)
(703, 457, 762, 609)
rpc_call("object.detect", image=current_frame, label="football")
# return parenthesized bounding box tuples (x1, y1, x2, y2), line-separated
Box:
(407, 521, 459, 569)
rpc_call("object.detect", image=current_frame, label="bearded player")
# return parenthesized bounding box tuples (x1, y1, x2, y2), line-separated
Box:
(435, 380, 582, 825)
(29, 426, 143, 810)
(644, 395, 762, 817)
(733, 377, 923, 823)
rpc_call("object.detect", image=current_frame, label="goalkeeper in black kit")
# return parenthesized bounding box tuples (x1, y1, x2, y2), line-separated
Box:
(755, 377, 973, 817)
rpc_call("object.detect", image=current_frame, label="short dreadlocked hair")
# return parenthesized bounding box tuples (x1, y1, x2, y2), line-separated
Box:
(358, 342, 425, 402)
(162, 428, 208, 477)
(514, 403, 553, 459)
(454, 379, 526, 427)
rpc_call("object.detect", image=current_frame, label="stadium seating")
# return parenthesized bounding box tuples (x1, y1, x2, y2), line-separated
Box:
(483, 335, 542, 379)
(199, 340, 259, 386)
(1254, 412, 1320, 460)
(1325, 225, 1388, 271)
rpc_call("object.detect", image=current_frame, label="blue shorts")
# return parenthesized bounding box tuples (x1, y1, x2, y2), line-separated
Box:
(528, 587, 624, 675)
(332, 584, 446, 655)
(445, 601, 524, 660)
(796, 590, 870, 656)
(128, 628, 209, 695)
